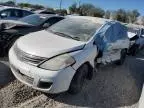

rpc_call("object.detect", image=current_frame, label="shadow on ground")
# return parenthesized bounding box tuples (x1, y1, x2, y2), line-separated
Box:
(45, 55, 144, 108)
(0, 62, 15, 88)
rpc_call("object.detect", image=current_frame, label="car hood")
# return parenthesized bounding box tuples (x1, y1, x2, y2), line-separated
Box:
(16, 30, 86, 58)
(127, 32, 137, 38)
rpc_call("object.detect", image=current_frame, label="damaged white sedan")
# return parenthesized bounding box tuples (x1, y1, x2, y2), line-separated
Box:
(9, 16, 130, 94)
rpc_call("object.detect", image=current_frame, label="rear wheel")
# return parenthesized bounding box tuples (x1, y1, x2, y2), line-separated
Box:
(68, 64, 89, 94)
(116, 49, 127, 65)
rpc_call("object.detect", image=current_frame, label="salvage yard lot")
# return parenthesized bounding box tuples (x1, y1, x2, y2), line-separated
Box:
(0, 51, 144, 108)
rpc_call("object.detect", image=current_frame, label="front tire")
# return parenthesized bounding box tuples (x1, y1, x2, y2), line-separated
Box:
(68, 64, 89, 94)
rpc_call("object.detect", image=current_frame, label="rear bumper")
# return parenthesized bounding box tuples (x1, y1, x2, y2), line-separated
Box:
(9, 46, 76, 94)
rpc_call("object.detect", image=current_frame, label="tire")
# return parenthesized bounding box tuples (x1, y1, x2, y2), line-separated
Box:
(68, 64, 89, 94)
(116, 49, 127, 65)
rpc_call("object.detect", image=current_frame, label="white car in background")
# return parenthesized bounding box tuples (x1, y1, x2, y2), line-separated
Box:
(127, 27, 144, 55)
(9, 16, 130, 94)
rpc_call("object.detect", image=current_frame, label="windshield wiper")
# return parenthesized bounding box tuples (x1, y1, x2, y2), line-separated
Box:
(49, 30, 80, 41)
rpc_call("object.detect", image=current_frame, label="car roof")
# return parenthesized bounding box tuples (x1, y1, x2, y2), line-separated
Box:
(0, 6, 33, 12)
(66, 16, 112, 25)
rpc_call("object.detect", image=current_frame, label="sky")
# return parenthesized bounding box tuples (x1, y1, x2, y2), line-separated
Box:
(15, 0, 144, 15)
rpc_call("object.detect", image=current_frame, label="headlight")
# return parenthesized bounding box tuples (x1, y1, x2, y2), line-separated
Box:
(39, 54, 76, 71)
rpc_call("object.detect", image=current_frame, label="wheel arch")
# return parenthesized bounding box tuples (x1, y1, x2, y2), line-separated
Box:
(68, 61, 94, 93)
(72, 61, 94, 81)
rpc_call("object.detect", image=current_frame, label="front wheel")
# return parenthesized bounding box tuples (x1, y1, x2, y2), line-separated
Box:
(116, 49, 127, 65)
(68, 64, 89, 94)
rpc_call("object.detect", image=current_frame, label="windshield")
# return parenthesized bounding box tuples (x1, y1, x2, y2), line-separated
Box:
(48, 18, 102, 42)
(19, 14, 46, 26)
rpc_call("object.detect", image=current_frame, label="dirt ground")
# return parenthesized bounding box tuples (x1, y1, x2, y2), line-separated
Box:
(0, 52, 144, 108)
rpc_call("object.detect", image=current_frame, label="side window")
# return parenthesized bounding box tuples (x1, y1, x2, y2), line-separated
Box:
(13, 9, 23, 18)
(0, 9, 11, 18)
(23, 10, 33, 17)
(1, 9, 23, 18)
(45, 17, 64, 26)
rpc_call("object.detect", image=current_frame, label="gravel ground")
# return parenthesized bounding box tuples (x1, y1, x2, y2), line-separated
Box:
(0, 53, 143, 108)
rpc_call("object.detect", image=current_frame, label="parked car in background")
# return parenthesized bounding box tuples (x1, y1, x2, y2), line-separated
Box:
(0, 14, 64, 56)
(127, 26, 144, 55)
(9, 16, 129, 94)
(0, 6, 34, 20)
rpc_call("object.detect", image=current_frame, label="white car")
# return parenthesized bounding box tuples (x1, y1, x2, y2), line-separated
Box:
(127, 27, 144, 55)
(9, 16, 130, 94)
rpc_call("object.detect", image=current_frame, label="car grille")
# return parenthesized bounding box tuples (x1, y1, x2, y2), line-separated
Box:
(14, 45, 46, 66)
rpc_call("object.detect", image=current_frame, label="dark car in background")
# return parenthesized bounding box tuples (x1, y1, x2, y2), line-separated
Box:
(0, 6, 34, 20)
(0, 14, 64, 56)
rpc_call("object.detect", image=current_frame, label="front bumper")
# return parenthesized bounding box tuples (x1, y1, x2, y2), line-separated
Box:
(9, 47, 76, 94)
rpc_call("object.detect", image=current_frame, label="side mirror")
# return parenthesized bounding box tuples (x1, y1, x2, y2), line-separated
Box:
(1, 13, 7, 18)
(43, 23, 50, 28)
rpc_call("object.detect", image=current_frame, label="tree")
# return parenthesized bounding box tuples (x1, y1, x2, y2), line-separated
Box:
(55, 9, 67, 16)
(132, 10, 140, 18)
(79, 4, 95, 16)
(126, 10, 140, 23)
(18, 3, 31, 8)
(45, 7, 55, 12)
(93, 7, 105, 17)
(5, 1, 15, 6)
(104, 10, 111, 19)
(110, 9, 140, 23)
(0, 1, 15, 6)
(69, 3, 78, 14)
(112, 9, 127, 22)
(31, 4, 44, 10)
(79, 3, 105, 17)
(18, 3, 44, 10)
